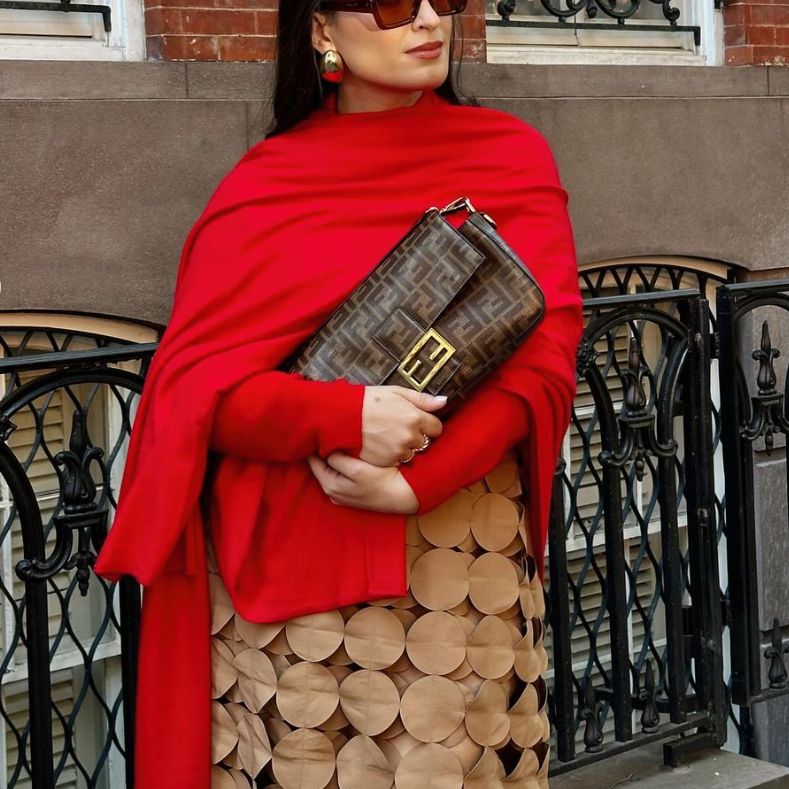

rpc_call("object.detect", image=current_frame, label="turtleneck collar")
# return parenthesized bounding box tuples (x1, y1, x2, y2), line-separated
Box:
(315, 87, 445, 121)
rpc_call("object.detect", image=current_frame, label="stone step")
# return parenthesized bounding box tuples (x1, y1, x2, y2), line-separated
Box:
(550, 740, 789, 789)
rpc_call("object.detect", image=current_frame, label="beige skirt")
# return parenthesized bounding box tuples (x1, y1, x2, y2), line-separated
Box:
(208, 447, 551, 788)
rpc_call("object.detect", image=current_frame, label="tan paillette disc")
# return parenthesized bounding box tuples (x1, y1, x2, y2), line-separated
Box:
(404, 611, 466, 676)
(467, 553, 520, 615)
(277, 663, 340, 729)
(415, 489, 475, 548)
(508, 682, 546, 749)
(466, 616, 516, 680)
(210, 573, 235, 635)
(230, 771, 254, 789)
(212, 638, 237, 699)
(235, 614, 285, 649)
(338, 669, 400, 736)
(335, 735, 393, 789)
(344, 607, 406, 670)
(464, 746, 506, 787)
(505, 740, 550, 786)
(519, 582, 537, 620)
(399, 676, 465, 743)
(465, 679, 510, 748)
(326, 642, 354, 667)
(212, 701, 239, 764)
(233, 648, 278, 713)
(446, 732, 484, 774)
(394, 743, 464, 789)
(271, 728, 336, 789)
(457, 531, 479, 554)
(470, 493, 521, 552)
(285, 611, 345, 662)
(265, 717, 293, 747)
(237, 711, 272, 777)
(483, 451, 519, 494)
(500, 535, 523, 558)
(266, 629, 294, 656)
(211, 766, 237, 789)
(409, 549, 469, 611)
(514, 621, 549, 683)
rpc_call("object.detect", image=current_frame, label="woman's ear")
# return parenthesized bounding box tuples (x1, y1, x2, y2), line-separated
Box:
(311, 10, 335, 54)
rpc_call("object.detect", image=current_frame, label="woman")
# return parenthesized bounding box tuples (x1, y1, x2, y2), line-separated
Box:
(94, 0, 583, 786)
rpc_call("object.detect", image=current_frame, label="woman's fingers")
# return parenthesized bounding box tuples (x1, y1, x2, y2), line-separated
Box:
(307, 454, 413, 514)
(324, 451, 365, 480)
(419, 412, 443, 438)
(308, 452, 367, 499)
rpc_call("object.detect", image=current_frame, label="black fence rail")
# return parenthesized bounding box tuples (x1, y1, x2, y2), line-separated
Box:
(718, 280, 789, 718)
(0, 331, 154, 788)
(547, 287, 726, 773)
(0, 274, 788, 785)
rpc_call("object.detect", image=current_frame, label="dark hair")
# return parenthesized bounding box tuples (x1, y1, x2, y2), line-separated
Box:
(266, 0, 479, 138)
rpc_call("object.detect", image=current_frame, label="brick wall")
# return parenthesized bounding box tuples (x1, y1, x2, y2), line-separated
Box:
(724, 0, 789, 65)
(145, 0, 485, 62)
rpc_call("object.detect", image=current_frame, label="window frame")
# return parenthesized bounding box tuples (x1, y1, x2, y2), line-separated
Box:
(0, 0, 145, 61)
(484, 0, 724, 66)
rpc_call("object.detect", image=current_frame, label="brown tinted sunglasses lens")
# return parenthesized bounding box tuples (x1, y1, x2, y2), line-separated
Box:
(377, 0, 467, 27)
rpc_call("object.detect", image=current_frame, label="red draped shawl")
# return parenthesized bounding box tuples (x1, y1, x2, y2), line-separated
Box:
(93, 87, 583, 787)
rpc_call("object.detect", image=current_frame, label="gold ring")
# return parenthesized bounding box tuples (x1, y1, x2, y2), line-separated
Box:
(400, 447, 418, 465)
(415, 434, 431, 452)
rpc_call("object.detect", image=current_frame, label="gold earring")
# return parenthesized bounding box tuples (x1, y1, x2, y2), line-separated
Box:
(319, 49, 344, 83)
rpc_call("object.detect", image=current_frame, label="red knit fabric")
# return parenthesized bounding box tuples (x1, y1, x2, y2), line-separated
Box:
(93, 87, 583, 788)
(210, 372, 366, 461)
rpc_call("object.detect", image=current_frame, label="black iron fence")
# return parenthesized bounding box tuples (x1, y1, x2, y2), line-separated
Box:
(1, 272, 788, 786)
(717, 280, 789, 731)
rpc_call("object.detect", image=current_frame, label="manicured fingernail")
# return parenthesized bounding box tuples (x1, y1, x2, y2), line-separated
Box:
(435, 395, 448, 402)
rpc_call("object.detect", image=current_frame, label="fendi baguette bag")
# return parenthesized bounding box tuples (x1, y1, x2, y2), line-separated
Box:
(280, 196, 546, 418)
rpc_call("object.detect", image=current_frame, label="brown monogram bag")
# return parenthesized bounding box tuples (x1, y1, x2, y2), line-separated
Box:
(281, 196, 546, 417)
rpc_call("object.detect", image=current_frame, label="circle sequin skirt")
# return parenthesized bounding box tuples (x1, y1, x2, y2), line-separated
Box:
(208, 447, 551, 788)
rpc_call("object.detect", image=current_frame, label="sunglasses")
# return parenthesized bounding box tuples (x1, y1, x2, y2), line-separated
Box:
(316, 0, 467, 30)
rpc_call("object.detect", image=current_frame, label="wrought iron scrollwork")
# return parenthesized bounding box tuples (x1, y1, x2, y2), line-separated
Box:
(581, 678, 605, 752)
(638, 659, 661, 733)
(498, 0, 680, 23)
(765, 618, 789, 690)
(599, 336, 678, 481)
(16, 411, 108, 596)
(740, 321, 789, 453)
(575, 336, 600, 380)
(491, 0, 699, 45)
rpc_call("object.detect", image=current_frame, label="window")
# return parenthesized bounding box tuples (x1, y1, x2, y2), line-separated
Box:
(0, 0, 145, 60)
(485, 0, 723, 66)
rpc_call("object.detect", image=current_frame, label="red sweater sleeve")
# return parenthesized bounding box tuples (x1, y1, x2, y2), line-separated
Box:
(397, 371, 530, 515)
(209, 371, 365, 462)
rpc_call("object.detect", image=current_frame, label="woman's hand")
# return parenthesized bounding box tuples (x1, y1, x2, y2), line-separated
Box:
(306, 451, 419, 514)
(360, 385, 446, 467)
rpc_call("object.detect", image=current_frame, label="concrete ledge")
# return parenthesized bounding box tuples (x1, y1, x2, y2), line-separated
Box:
(1, 61, 786, 101)
(551, 742, 789, 788)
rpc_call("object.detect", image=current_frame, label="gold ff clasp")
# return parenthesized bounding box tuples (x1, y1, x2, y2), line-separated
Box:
(397, 328, 456, 392)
